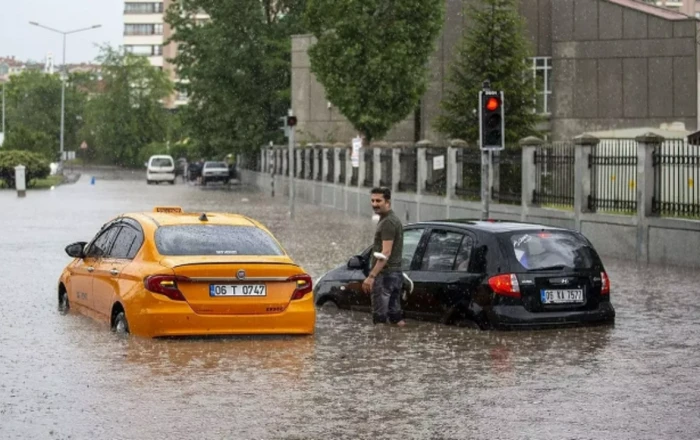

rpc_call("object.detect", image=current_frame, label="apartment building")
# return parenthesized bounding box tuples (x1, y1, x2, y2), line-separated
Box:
(123, 0, 209, 107)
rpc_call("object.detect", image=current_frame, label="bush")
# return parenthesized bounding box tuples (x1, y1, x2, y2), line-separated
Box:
(0, 150, 51, 189)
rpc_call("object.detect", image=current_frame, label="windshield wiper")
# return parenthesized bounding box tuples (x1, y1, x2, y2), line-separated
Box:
(527, 265, 571, 272)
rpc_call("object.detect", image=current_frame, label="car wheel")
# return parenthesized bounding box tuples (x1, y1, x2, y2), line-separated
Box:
(58, 290, 69, 314)
(147, 180, 153, 185)
(169, 180, 175, 185)
(317, 296, 340, 311)
(112, 311, 130, 335)
(202, 179, 207, 186)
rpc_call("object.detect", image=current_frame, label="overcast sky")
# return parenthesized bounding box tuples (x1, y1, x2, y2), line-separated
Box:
(0, 0, 124, 64)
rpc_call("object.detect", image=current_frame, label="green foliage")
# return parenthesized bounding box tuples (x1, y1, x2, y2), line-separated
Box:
(165, 0, 307, 158)
(305, 0, 444, 144)
(435, 0, 541, 144)
(79, 46, 173, 168)
(0, 150, 50, 188)
(3, 70, 88, 160)
(2, 125, 55, 160)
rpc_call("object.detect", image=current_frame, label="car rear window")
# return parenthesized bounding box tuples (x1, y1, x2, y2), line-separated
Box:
(206, 162, 227, 168)
(505, 231, 597, 271)
(155, 225, 284, 256)
(151, 158, 173, 167)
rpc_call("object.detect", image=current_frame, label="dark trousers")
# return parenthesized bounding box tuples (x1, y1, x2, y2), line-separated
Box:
(371, 271, 404, 324)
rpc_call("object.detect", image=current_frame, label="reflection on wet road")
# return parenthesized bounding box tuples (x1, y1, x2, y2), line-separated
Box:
(0, 173, 698, 439)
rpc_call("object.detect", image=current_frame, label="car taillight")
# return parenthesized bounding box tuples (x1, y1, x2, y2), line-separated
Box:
(144, 275, 190, 301)
(601, 271, 610, 295)
(488, 274, 521, 299)
(288, 274, 313, 300)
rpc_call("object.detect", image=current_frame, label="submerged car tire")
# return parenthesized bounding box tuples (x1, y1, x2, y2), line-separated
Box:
(112, 311, 130, 335)
(58, 290, 69, 313)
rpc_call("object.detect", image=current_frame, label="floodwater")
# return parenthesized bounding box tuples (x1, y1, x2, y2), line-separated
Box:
(0, 169, 698, 440)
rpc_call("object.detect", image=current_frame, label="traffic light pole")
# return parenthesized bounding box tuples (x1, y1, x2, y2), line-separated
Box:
(288, 109, 296, 219)
(481, 149, 490, 220)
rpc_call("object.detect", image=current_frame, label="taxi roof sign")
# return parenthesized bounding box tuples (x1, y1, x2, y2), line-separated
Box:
(153, 206, 183, 214)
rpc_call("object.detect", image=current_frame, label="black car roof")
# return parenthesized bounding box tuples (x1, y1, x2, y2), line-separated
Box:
(407, 219, 569, 234)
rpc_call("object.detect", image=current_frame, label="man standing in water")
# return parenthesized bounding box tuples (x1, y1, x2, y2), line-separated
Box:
(362, 187, 406, 326)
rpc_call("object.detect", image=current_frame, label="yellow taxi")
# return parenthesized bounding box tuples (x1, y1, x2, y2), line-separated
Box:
(57, 206, 315, 338)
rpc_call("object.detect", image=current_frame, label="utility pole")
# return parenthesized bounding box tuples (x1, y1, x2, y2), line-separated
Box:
(287, 109, 297, 219)
(29, 21, 101, 166)
(1, 81, 5, 147)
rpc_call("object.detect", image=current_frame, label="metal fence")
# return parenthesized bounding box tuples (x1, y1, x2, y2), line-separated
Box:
(326, 149, 334, 183)
(362, 148, 374, 187)
(398, 148, 417, 192)
(455, 148, 481, 200)
(338, 148, 346, 184)
(425, 148, 447, 196)
(533, 142, 575, 207)
(494, 148, 522, 205)
(653, 139, 700, 218)
(315, 149, 323, 181)
(588, 139, 638, 213)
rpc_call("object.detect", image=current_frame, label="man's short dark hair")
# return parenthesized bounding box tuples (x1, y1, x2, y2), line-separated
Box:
(371, 187, 391, 201)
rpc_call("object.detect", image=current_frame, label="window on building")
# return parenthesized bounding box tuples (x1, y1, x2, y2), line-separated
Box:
(125, 45, 163, 56)
(124, 2, 164, 14)
(124, 24, 162, 35)
(530, 57, 552, 115)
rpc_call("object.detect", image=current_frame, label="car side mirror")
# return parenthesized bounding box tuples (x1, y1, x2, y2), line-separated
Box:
(347, 255, 364, 270)
(65, 242, 87, 259)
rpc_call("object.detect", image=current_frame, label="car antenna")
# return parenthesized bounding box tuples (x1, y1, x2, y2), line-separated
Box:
(199, 213, 208, 221)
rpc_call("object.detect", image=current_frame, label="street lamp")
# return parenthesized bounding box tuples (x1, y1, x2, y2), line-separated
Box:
(29, 21, 101, 166)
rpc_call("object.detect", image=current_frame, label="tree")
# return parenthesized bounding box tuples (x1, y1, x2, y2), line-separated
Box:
(165, 0, 307, 158)
(4, 70, 87, 161)
(305, 0, 444, 144)
(435, 0, 540, 145)
(80, 46, 173, 167)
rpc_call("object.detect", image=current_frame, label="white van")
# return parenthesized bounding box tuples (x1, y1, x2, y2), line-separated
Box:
(146, 155, 176, 185)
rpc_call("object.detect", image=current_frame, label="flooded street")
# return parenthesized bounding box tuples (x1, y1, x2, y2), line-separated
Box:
(1, 171, 699, 440)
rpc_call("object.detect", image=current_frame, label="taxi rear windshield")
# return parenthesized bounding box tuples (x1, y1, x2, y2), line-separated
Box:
(505, 231, 596, 271)
(155, 225, 284, 256)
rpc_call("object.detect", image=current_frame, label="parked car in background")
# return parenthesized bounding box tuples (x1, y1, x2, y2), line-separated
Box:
(313, 220, 615, 330)
(146, 155, 176, 185)
(202, 161, 230, 185)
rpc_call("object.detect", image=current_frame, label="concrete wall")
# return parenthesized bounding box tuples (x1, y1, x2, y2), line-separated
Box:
(551, 0, 699, 139)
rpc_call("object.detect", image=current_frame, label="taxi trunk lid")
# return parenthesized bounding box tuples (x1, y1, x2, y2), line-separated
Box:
(161, 256, 307, 315)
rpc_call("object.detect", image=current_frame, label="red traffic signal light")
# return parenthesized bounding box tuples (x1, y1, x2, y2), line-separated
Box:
(486, 97, 500, 112)
(287, 116, 298, 127)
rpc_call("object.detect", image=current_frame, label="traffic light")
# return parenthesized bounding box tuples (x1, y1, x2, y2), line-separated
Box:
(479, 91, 504, 150)
(287, 115, 297, 127)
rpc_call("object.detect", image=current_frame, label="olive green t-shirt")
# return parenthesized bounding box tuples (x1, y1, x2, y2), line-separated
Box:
(371, 210, 403, 273)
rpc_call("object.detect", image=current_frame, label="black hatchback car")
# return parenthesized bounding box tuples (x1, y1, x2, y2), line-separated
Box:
(313, 220, 615, 330)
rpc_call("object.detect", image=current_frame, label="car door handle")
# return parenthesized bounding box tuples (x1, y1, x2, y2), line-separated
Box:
(87, 266, 94, 273)
(110, 269, 119, 276)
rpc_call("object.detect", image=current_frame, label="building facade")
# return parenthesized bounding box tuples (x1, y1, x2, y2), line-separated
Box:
(123, 0, 209, 107)
(291, 0, 700, 143)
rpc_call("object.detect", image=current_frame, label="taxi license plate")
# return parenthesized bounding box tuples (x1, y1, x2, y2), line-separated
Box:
(541, 289, 584, 304)
(209, 284, 266, 297)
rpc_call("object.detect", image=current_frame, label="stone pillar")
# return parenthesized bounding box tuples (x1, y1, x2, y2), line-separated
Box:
(346, 147, 354, 187)
(574, 134, 599, 231)
(15, 165, 26, 198)
(448, 140, 467, 200)
(373, 147, 381, 187)
(519, 136, 543, 222)
(322, 147, 329, 182)
(416, 140, 431, 196)
(260, 149, 266, 173)
(334, 147, 341, 184)
(358, 147, 366, 188)
(635, 133, 662, 264)
(391, 147, 400, 194)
